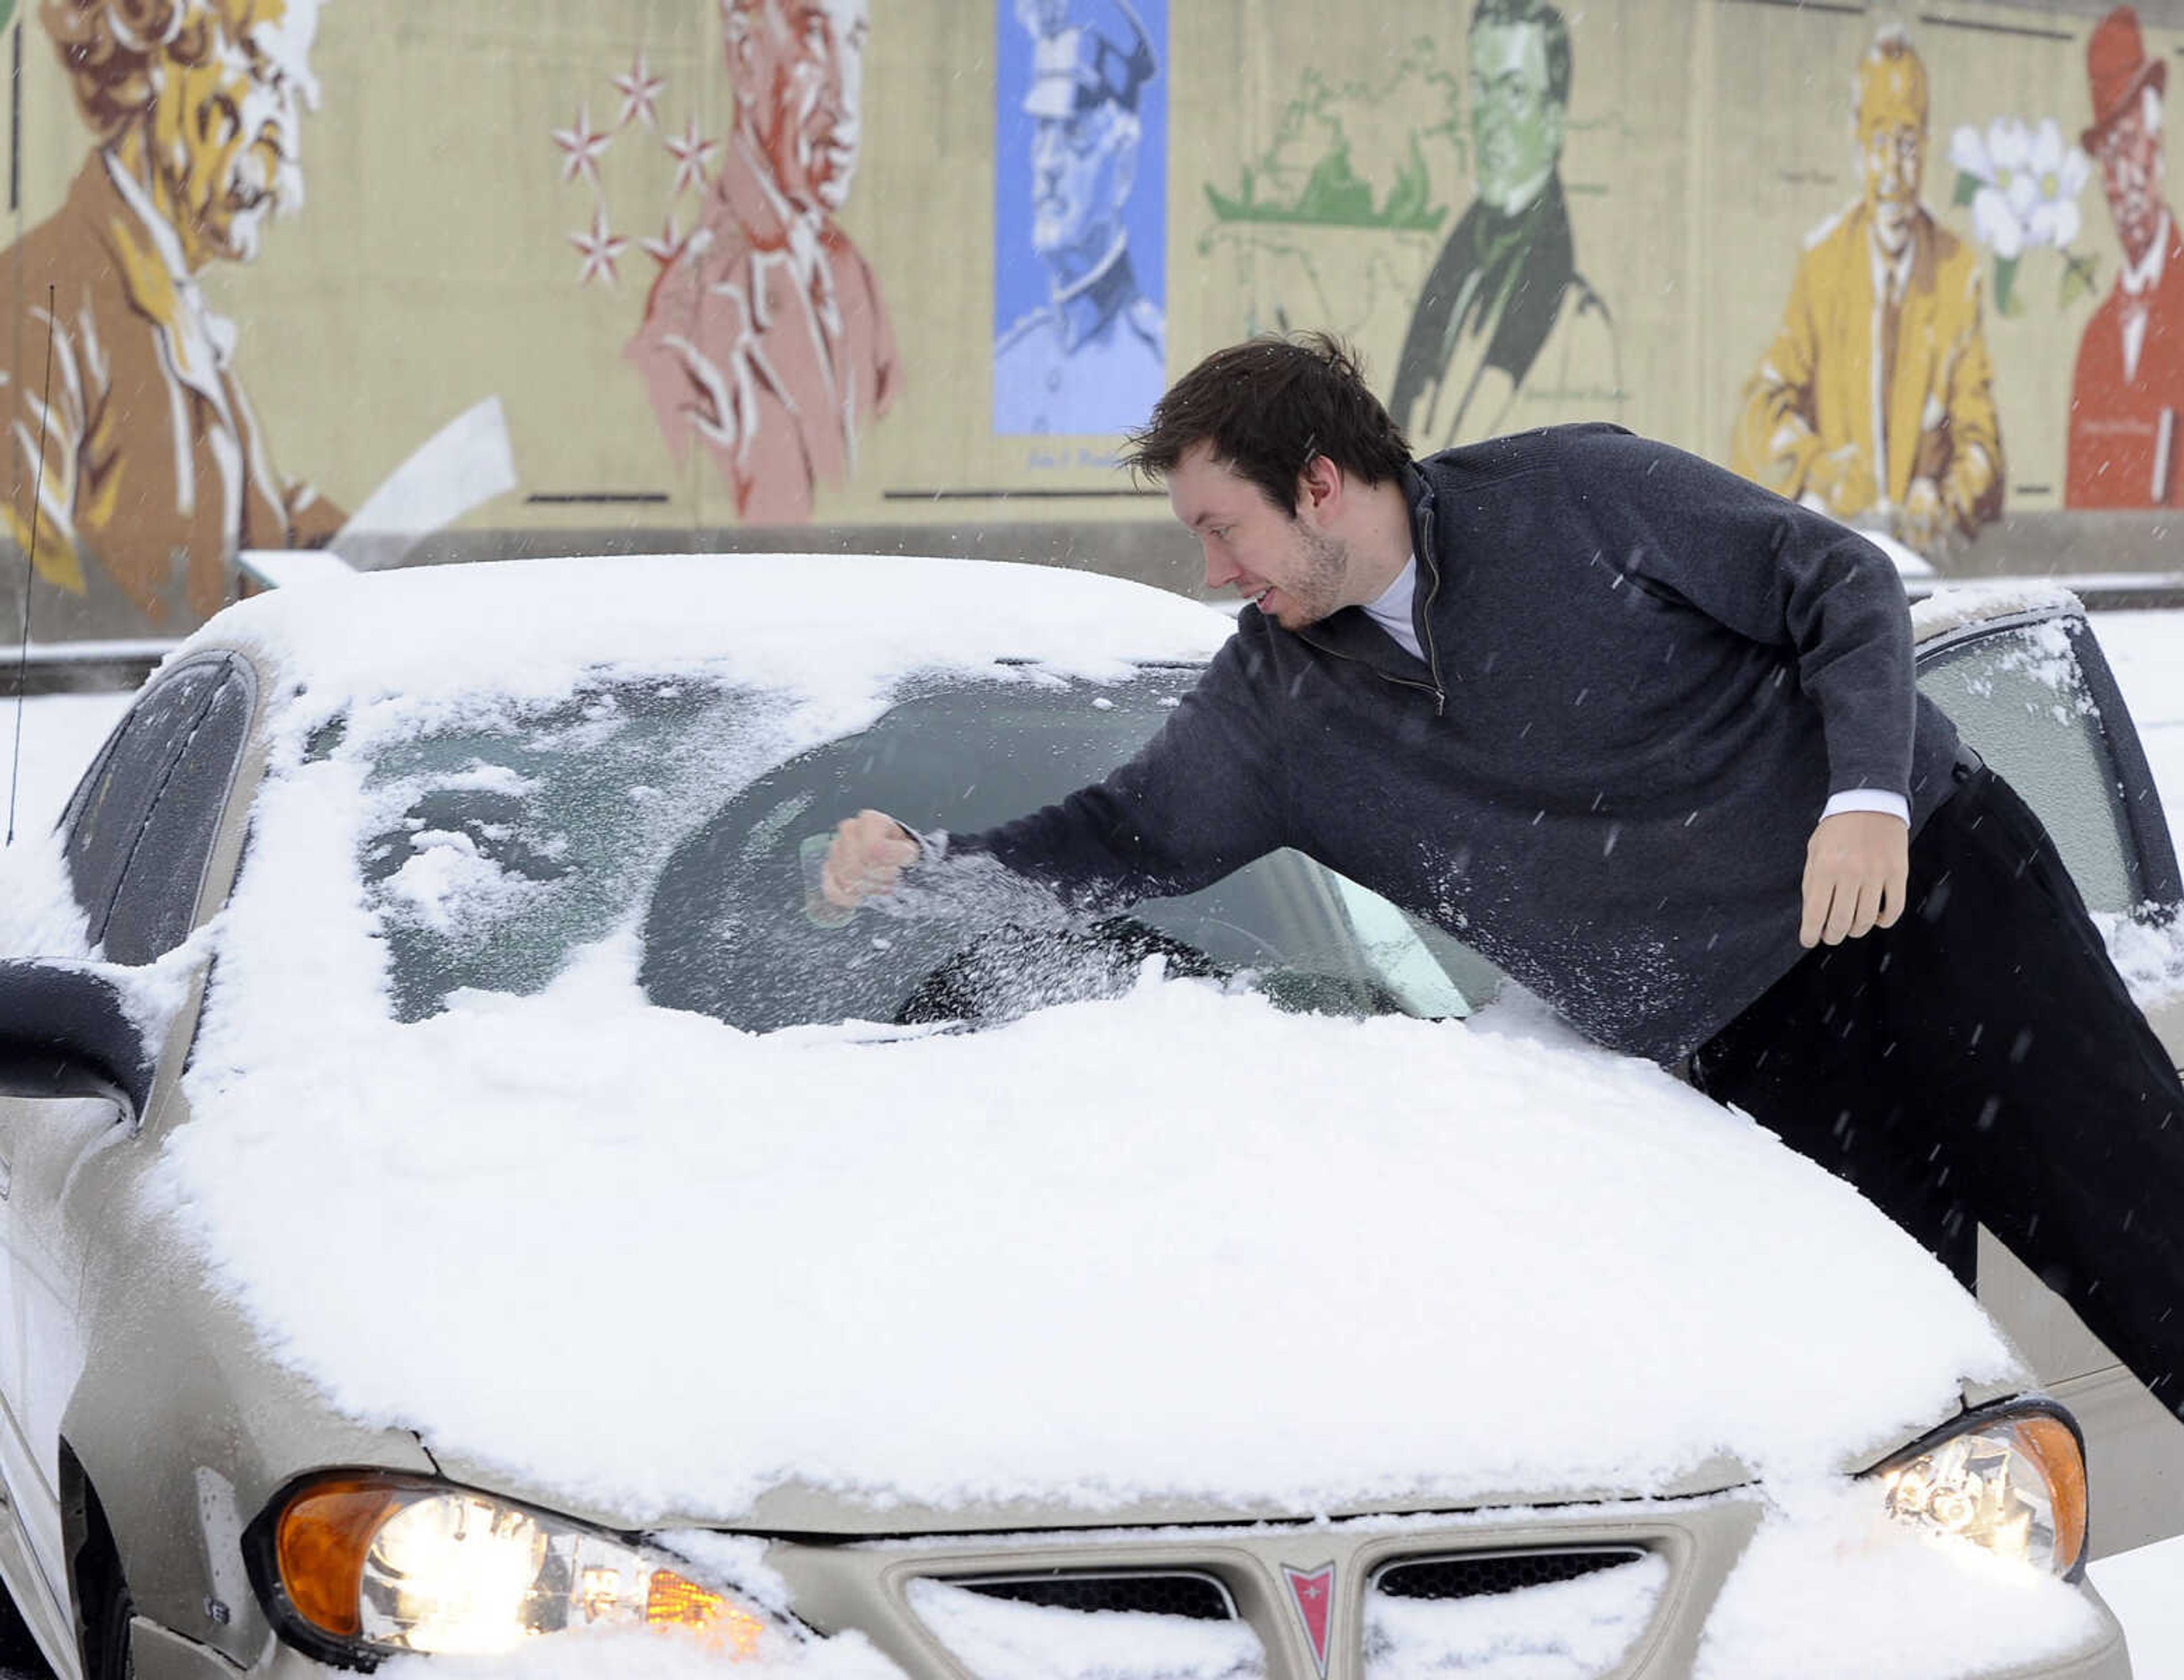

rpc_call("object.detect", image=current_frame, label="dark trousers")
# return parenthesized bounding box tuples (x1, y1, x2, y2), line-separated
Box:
(1691, 760, 2184, 1416)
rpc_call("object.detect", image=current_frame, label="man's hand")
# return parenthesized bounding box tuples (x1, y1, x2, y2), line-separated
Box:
(821, 810, 921, 910)
(1800, 810, 1910, 948)
(1807, 444, 1879, 521)
(1892, 475, 1950, 558)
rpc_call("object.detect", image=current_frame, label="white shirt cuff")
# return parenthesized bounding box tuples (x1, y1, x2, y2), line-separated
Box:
(1821, 788, 1910, 825)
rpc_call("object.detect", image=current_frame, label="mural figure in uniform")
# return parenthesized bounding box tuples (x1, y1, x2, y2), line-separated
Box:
(992, 0, 1166, 437)
(0, 0, 342, 635)
(1389, 0, 1619, 451)
(628, 0, 897, 524)
(1731, 30, 2003, 555)
(2066, 6, 2183, 508)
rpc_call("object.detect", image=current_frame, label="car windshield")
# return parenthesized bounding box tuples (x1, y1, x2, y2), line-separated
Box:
(348, 667, 1499, 1030)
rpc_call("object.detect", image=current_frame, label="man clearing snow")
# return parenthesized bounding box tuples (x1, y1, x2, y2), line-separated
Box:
(822, 332, 2184, 1417)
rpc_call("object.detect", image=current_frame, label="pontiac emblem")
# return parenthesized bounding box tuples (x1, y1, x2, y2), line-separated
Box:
(1282, 1562, 1335, 1678)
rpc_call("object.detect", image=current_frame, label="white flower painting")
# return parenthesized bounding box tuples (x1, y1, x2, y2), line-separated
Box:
(1949, 116, 2098, 313)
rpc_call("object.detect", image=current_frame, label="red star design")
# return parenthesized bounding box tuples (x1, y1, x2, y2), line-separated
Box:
(611, 52, 667, 131)
(551, 104, 613, 188)
(569, 205, 630, 287)
(640, 213, 688, 268)
(665, 117, 720, 196)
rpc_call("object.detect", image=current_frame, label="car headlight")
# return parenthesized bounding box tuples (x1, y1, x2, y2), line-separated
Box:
(246, 1472, 787, 1667)
(1868, 1400, 2088, 1578)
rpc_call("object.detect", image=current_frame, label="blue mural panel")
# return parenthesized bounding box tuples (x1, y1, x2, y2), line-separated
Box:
(992, 0, 1169, 437)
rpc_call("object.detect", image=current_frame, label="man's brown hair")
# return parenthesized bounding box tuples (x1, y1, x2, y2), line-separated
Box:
(1120, 333, 1412, 516)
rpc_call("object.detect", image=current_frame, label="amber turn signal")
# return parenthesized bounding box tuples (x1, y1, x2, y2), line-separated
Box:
(273, 1475, 410, 1637)
(2011, 1412, 2088, 1576)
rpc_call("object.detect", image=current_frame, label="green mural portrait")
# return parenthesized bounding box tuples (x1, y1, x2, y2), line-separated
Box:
(1389, 0, 1620, 449)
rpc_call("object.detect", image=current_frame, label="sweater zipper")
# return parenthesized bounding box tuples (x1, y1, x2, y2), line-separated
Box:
(1295, 630, 1446, 708)
(1294, 490, 1451, 714)
(1412, 498, 1449, 715)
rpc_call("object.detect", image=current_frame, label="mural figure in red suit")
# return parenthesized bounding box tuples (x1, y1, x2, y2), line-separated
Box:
(2067, 6, 2184, 507)
(628, 0, 897, 525)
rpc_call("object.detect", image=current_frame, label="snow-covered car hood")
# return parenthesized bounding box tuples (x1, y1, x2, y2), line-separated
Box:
(110, 555, 2022, 1534)
(154, 941, 2021, 1532)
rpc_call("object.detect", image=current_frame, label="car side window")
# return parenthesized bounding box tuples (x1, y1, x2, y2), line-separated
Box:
(60, 655, 257, 965)
(1915, 615, 2179, 917)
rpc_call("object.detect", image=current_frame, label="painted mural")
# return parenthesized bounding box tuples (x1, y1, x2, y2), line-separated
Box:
(2068, 5, 2182, 508)
(1389, 0, 1620, 452)
(991, 0, 1167, 438)
(1731, 29, 2004, 557)
(1949, 117, 2096, 322)
(0, 0, 342, 632)
(1197, 53, 1462, 350)
(611, 0, 898, 524)
(3, 0, 2181, 644)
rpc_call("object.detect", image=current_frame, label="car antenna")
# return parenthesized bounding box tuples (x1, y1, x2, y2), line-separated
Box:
(6, 283, 57, 848)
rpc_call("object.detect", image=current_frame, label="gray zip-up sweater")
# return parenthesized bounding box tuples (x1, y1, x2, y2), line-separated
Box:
(954, 423, 1962, 1062)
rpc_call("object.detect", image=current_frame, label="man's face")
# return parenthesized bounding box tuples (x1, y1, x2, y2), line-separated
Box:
(1031, 101, 1136, 261)
(1857, 72, 1926, 255)
(155, 0, 322, 267)
(731, 0, 870, 214)
(1469, 21, 1562, 213)
(1169, 442, 1352, 633)
(2095, 92, 2168, 264)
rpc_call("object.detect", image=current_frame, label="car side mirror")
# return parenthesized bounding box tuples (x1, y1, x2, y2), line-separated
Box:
(0, 959, 161, 1118)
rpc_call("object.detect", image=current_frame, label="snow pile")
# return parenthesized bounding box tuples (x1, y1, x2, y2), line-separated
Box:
(1361, 1556, 1666, 1680)
(0, 692, 126, 959)
(2094, 905, 2184, 1011)
(1693, 1483, 2106, 1678)
(0, 689, 131, 836)
(0, 820, 92, 959)
(908, 1582, 1264, 1680)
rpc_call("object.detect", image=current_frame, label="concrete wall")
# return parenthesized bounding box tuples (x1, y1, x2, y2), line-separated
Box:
(2, 0, 2181, 639)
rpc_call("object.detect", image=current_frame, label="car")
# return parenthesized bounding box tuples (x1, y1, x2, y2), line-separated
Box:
(0, 552, 2175, 1680)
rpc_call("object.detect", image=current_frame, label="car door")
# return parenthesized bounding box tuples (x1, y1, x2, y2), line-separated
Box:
(1912, 595, 2184, 1558)
(0, 652, 257, 1652)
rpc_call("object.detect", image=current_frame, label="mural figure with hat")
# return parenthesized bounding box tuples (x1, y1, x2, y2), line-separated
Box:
(628, 0, 897, 524)
(2067, 5, 2184, 508)
(1388, 0, 1620, 451)
(0, 0, 344, 636)
(992, 0, 1167, 437)
(1731, 27, 2003, 557)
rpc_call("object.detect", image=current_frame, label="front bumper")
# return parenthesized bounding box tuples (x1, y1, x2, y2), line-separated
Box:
(129, 1493, 2134, 1679)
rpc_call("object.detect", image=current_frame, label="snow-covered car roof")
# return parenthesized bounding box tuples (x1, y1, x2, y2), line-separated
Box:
(176, 552, 1236, 707)
(134, 556, 2026, 1533)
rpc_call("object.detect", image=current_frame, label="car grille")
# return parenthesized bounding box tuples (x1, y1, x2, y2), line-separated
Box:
(948, 1570, 1238, 1621)
(1371, 1546, 1651, 1601)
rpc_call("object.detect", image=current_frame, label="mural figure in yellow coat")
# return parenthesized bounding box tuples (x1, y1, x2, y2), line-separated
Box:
(1731, 30, 2003, 556)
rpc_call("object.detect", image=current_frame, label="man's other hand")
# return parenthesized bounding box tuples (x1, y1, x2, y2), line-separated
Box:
(821, 810, 921, 910)
(1807, 444, 1879, 521)
(1800, 810, 1911, 948)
